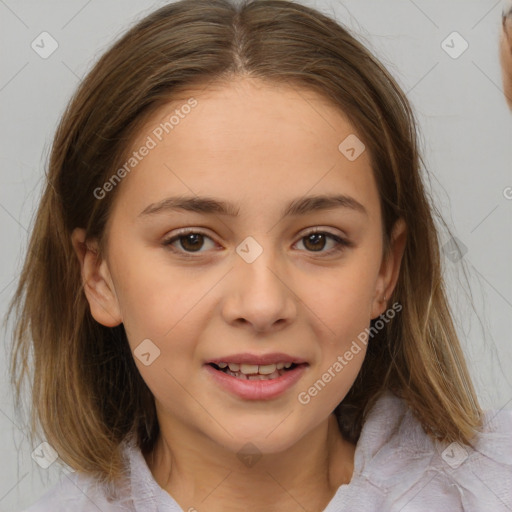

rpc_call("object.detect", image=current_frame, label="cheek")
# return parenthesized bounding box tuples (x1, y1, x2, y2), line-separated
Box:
(304, 255, 380, 333)
(297, 335, 368, 415)
(299, 250, 379, 398)
(110, 241, 196, 338)
(109, 245, 212, 368)
(118, 272, 205, 407)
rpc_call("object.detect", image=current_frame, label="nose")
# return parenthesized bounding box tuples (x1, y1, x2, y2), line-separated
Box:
(221, 243, 298, 334)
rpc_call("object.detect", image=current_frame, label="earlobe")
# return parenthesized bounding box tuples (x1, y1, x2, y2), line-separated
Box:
(370, 218, 407, 319)
(71, 227, 123, 327)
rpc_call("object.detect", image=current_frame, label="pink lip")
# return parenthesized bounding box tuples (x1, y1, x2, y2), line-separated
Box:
(205, 352, 308, 365)
(204, 362, 308, 400)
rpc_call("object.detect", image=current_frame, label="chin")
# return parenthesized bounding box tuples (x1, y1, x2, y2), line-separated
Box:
(211, 418, 307, 455)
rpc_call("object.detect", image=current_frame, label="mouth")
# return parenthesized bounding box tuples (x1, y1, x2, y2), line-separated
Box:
(207, 361, 304, 381)
(204, 353, 309, 400)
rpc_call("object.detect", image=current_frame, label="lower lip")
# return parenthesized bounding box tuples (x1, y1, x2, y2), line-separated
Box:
(204, 364, 308, 400)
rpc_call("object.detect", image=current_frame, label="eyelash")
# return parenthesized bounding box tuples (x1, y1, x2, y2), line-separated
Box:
(161, 228, 352, 258)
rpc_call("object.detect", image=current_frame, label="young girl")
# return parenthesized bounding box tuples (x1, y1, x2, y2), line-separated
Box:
(7, 0, 511, 511)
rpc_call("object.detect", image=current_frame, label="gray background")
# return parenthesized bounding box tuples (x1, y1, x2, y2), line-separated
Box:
(1, 0, 511, 510)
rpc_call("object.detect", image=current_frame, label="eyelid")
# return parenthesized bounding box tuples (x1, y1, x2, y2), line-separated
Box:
(162, 227, 217, 247)
(297, 227, 353, 253)
(161, 226, 352, 257)
(300, 226, 349, 240)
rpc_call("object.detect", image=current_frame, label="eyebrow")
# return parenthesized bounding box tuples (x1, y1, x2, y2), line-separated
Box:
(138, 193, 368, 219)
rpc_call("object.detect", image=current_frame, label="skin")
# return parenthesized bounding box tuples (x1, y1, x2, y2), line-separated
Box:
(501, 11, 512, 109)
(71, 77, 406, 512)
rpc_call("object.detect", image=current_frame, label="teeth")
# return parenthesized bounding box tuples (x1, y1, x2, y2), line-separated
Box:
(221, 362, 293, 374)
(213, 361, 297, 378)
(225, 369, 281, 380)
(239, 363, 259, 374)
(257, 364, 277, 375)
(228, 370, 247, 379)
(237, 363, 277, 375)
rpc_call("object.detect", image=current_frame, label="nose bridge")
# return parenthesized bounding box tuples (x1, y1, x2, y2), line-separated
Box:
(223, 234, 296, 331)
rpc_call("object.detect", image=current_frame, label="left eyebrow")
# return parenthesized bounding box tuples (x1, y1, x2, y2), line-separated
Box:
(138, 193, 368, 220)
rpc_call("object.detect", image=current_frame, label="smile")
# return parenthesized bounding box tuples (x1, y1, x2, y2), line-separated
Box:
(204, 356, 309, 400)
(209, 361, 297, 380)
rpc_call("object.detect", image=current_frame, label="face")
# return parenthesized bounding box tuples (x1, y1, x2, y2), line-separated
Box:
(73, 77, 406, 455)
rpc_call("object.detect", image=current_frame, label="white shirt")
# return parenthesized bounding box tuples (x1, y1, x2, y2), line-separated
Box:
(23, 391, 512, 511)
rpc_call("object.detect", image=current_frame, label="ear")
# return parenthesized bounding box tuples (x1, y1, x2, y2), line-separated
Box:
(71, 227, 123, 327)
(370, 218, 407, 319)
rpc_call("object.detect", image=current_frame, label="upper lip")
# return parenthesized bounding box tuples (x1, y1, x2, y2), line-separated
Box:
(206, 352, 308, 366)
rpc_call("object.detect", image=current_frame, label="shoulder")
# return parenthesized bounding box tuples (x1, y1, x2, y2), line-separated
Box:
(21, 450, 136, 512)
(21, 434, 179, 512)
(349, 391, 512, 511)
(20, 474, 101, 511)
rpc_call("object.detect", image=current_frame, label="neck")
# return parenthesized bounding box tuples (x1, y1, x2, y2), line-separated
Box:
(144, 414, 355, 512)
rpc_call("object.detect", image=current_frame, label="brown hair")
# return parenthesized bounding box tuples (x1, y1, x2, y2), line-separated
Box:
(501, 9, 512, 108)
(5, 0, 483, 487)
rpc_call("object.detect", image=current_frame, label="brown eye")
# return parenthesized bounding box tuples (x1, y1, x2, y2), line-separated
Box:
(162, 230, 216, 254)
(178, 233, 205, 252)
(295, 230, 351, 255)
(303, 232, 328, 252)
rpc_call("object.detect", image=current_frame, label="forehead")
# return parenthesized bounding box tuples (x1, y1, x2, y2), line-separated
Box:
(107, 77, 379, 224)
